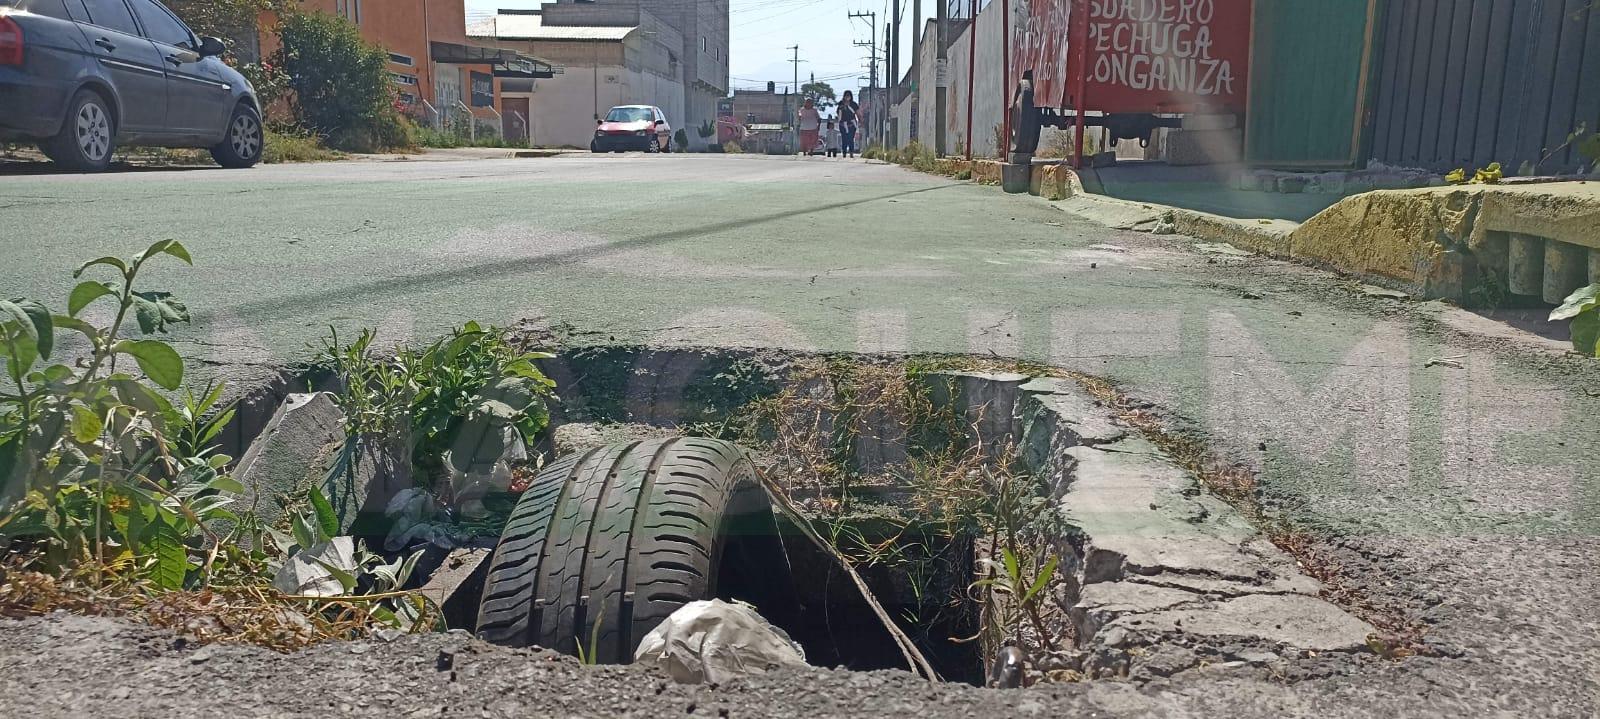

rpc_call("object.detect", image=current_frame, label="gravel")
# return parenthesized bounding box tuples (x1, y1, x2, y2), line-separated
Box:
(2, 612, 1592, 718)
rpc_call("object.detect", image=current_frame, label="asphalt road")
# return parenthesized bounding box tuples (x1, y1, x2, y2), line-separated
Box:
(2, 153, 1598, 715)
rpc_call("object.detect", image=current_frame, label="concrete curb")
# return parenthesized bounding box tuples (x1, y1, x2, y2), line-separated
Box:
(1043, 164, 1600, 303)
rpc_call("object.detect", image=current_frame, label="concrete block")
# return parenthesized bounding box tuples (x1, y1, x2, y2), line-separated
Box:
(923, 371, 1029, 458)
(1312, 172, 1347, 195)
(1001, 162, 1030, 194)
(1423, 247, 1476, 303)
(231, 391, 414, 540)
(1034, 164, 1073, 200)
(971, 160, 1003, 185)
(1277, 175, 1309, 194)
(234, 393, 345, 533)
(1544, 239, 1589, 304)
(1164, 129, 1242, 166)
(415, 545, 495, 631)
(1508, 233, 1545, 296)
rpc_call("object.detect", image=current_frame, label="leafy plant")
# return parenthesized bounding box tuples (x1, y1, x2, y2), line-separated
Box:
(973, 548, 1059, 648)
(697, 121, 716, 139)
(322, 323, 555, 498)
(0, 241, 251, 589)
(269, 485, 433, 631)
(674, 128, 690, 151)
(1550, 284, 1600, 357)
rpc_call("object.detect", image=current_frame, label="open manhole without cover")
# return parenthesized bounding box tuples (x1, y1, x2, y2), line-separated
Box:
(235, 346, 1395, 686)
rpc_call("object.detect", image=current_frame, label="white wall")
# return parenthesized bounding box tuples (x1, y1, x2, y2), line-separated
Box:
(525, 64, 686, 149)
(892, 2, 1025, 157)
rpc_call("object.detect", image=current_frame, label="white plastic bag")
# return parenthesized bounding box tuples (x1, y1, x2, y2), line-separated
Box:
(633, 599, 807, 684)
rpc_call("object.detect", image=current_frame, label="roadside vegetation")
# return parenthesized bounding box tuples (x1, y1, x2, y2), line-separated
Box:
(273, 12, 415, 153)
(687, 358, 1071, 675)
(1551, 284, 1600, 357)
(262, 128, 343, 164)
(0, 241, 556, 649)
(414, 127, 529, 150)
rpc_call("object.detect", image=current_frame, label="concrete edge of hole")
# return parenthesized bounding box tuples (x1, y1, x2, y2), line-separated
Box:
(1006, 376, 1378, 678)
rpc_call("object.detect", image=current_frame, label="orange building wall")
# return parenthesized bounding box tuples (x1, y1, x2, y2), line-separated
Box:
(258, 0, 505, 117)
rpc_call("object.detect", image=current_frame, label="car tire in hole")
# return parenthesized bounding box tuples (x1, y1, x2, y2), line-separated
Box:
(476, 437, 789, 663)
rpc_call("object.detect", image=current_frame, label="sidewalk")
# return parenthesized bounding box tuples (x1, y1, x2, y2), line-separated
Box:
(1045, 164, 1600, 307)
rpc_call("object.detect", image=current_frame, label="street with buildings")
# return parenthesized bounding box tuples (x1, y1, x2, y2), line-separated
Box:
(1, 0, 1599, 716)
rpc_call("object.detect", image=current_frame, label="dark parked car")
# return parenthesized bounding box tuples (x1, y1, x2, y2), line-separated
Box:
(0, 0, 262, 171)
(591, 105, 672, 153)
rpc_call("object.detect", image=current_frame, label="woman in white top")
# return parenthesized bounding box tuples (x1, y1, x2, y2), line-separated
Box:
(797, 98, 821, 156)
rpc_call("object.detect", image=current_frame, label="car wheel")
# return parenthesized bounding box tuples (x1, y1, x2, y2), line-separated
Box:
(210, 103, 264, 168)
(475, 437, 791, 663)
(662, 137, 672, 153)
(43, 90, 115, 172)
(646, 136, 660, 153)
(591, 141, 601, 152)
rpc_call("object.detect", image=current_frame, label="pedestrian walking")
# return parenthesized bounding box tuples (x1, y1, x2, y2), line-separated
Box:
(797, 98, 821, 157)
(825, 120, 840, 157)
(836, 90, 860, 158)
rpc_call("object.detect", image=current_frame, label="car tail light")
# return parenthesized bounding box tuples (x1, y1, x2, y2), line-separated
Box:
(0, 17, 22, 66)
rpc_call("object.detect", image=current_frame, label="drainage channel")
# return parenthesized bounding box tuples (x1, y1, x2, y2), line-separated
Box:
(232, 345, 1389, 687)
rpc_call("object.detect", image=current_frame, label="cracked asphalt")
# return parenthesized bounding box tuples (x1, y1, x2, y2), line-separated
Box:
(1, 153, 1597, 715)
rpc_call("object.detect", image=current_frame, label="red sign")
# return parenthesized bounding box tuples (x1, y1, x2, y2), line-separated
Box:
(1012, 0, 1252, 114)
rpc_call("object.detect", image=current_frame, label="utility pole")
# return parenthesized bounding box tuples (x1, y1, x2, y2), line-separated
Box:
(911, 0, 921, 142)
(935, 0, 948, 156)
(890, 0, 900, 145)
(849, 10, 877, 148)
(787, 45, 800, 151)
(883, 20, 892, 146)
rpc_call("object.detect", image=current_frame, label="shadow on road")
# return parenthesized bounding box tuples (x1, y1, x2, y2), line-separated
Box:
(0, 159, 221, 176)
(208, 180, 970, 324)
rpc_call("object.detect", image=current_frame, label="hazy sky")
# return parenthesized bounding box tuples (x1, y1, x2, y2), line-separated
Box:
(464, 0, 923, 96)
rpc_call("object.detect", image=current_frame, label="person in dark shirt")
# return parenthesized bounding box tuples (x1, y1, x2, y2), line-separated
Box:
(837, 90, 860, 158)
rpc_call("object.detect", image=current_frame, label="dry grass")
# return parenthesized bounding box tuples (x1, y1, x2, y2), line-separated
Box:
(0, 557, 440, 653)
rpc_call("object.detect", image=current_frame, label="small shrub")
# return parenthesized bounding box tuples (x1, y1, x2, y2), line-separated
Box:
(721, 141, 745, 154)
(955, 168, 973, 181)
(321, 323, 555, 493)
(275, 12, 411, 153)
(674, 128, 689, 150)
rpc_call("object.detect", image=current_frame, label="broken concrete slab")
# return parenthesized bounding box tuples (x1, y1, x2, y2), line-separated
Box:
(1059, 435, 1314, 593)
(1069, 581, 1200, 642)
(1101, 593, 1375, 652)
(232, 391, 411, 540)
(1015, 378, 1126, 495)
(234, 392, 345, 532)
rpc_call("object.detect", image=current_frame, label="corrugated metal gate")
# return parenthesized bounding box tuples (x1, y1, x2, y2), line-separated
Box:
(1368, 0, 1599, 174)
(1246, 0, 1379, 168)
